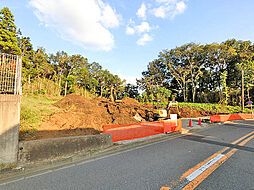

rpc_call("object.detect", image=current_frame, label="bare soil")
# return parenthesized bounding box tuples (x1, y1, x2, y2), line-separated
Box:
(20, 94, 216, 141)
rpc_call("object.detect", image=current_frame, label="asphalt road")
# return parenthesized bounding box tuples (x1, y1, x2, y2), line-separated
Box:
(1, 120, 254, 190)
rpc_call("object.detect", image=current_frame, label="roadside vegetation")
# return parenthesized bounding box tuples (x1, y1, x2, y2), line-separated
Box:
(1, 7, 254, 115)
(151, 101, 252, 114)
(20, 95, 61, 139)
(179, 103, 251, 114)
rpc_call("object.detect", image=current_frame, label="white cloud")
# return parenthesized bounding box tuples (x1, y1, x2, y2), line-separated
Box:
(136, 3, 146, 20)
(136, 22, 151, 33)
(126, 26, 135, 35)
(156, 0, 176, 3)
(172, 1, 187, 17)
(29, 0, 120, 51)
(152, 5, 171, 18)
(126, 21, 151, 35)
(152, 0, 187, 19)
(99, 2, 120, 28)
(137, 33, 153, 46)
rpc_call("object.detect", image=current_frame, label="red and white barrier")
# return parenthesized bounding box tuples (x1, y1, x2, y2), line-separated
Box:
(103, 119, 182, 142)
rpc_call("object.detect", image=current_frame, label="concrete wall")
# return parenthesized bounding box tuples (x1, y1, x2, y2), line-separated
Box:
(18, 134, 113, 163)
(0, 95, 21, 165)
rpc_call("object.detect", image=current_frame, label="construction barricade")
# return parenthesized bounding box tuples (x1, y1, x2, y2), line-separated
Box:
(210, 113, 253, 123)
(103, 119, 182, 142)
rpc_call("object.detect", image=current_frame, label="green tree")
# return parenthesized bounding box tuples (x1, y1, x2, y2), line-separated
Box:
(124, 84, 139, 99)
(0, 7, 20, 54)
(220, 72, 229, 105)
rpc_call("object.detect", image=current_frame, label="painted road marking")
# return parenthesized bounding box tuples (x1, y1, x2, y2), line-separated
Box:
(161, 130, 254, 190)
(185, 153, 224, 181)
(182, 133, 254, 190)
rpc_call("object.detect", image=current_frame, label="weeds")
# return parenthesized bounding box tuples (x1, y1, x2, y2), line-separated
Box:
(20, 95, 61, 132)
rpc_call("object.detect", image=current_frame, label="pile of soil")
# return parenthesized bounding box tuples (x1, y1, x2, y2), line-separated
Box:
(21, 94, 216, 141)
(178, 107, 216, 118)
(39, 95, 154, 131)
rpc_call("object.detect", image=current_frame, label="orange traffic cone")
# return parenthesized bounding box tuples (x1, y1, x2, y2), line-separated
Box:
(198, 118, 202, 125)
(189, 119, 192, 127)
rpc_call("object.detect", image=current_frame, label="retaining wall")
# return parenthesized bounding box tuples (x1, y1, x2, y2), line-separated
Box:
(18, 134, 113, 164)
(0, 95, 20, 165)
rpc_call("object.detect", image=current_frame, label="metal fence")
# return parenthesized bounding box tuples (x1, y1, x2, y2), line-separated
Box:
(0, 53, 22, 95)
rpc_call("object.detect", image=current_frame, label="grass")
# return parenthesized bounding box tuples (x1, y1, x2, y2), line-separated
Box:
(150, 101, 252, 114)
(20, 95, 61, 132)
(178, 102, 252, 114)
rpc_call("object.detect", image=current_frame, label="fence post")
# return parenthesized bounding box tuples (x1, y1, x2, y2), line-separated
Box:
(0, 53, 22, 165)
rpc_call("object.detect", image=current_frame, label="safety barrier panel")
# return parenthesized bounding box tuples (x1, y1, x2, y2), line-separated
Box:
(103, 119, 182, 142)
(210, 113, 254, 123)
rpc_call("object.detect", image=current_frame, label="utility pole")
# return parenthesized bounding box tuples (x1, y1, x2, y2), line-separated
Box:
(242, 70, 245, 111)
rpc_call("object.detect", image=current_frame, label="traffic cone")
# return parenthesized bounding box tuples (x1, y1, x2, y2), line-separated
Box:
(189, 119, 192, 127)
(198, 118, 201, 125)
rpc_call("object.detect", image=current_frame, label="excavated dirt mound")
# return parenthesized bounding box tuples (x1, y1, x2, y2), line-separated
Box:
(21, 95, 216, 141)
(39, 95, 154, 131)
(178, 107, 216, 118)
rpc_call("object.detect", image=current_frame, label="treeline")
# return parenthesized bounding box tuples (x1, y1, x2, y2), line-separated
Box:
(138, 40, 254, 106)
(2, 7, 254, 105)
(0, 7, 140, 98)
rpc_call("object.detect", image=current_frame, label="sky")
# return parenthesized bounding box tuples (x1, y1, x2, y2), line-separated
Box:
(1, 0, 254, 84)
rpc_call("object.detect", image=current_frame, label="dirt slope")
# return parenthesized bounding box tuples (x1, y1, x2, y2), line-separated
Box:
(21, 95, 215, 141)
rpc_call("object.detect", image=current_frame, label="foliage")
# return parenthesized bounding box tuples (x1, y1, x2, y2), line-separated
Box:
(20, 95, 60, 131)
(220, 72, 229, 105)
(0, 7, 128, 99)
(0, 7, 21, 54)
(139, 40, 254, 105)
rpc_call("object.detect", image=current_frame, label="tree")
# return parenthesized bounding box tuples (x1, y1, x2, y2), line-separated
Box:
(17, 35, 34, 83)
(220, 72, 229, 105)
(159, 47, 191, 102)
(124, 84, 139, 99)
(236, 41, 254, 110)
(153, 87, 172, 102)
(0, 7, 20, 54)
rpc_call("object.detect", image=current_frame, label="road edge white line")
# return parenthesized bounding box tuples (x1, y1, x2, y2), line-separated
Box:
(186, 154, 224, 182)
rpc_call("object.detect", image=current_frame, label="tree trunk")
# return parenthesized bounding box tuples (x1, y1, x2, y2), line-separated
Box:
(100, 86, 103, 97)
(58, 77, 61, 96)
(247, 86, 250, 101)
(242, 70, 244, 111)
(192, 86, 196, 103)
(110, 86, 114, 102)
(64, 80, 67, 96)
(183, 82, 187, 102)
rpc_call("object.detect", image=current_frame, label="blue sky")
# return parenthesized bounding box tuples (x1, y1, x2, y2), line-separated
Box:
(1, 0, 254, 84)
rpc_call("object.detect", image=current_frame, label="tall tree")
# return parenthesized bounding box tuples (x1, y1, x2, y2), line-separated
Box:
(0, 7, 20, 54)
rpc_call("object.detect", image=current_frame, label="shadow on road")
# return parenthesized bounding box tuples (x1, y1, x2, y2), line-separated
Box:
(224, 123, 254, 129)
(181, 134, 254, 153)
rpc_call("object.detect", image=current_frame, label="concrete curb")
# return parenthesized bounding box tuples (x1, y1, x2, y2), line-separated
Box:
(18, 134, 113, 164)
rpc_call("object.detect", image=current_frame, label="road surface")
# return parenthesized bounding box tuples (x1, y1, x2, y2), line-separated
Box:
(0, 120, 254, 190)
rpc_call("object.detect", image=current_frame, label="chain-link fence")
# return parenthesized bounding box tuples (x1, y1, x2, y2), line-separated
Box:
(0, 53, 22, 95)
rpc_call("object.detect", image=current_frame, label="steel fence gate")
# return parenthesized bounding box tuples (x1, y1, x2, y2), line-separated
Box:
(0, 53, 22, 95)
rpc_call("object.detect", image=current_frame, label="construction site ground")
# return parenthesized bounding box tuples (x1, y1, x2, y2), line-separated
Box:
(20, 94, 217, 141)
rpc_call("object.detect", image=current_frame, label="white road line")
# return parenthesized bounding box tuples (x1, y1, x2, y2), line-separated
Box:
(186, 154, 224, 181)
(53, 164, 76, 172)
(25, 170, 52, 179)
(0, 177, 25, 186)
